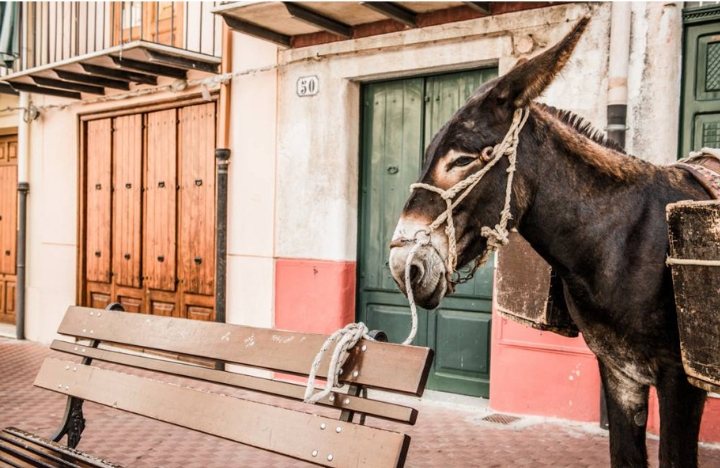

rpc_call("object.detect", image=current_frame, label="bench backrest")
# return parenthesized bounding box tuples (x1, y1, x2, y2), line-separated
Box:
(35, 306, 434, 468)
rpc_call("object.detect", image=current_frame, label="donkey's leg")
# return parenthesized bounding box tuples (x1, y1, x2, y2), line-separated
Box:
(599, 360, 650, 468)
(656, 368, 705, 468)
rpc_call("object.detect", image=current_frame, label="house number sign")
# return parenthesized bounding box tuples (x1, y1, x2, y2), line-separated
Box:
(297, 76, 319, 97)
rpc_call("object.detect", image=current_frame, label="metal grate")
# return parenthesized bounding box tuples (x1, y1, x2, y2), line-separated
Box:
(707, 42, 720, 91)
(703, 120, 720, 147)
(481, 413, 521, 425)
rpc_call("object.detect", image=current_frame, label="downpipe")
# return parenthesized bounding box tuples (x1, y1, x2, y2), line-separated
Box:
(16, 92, 30, 340)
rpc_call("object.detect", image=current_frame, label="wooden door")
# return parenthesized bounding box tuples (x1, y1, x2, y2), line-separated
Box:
(82, 102, 216, 321)
(681, 13, 720, 157)
(357, 69, 497, 398)
(0, 135, 17, 324)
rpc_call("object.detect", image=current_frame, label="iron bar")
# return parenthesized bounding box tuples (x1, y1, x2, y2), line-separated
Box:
(16, 182, 28, 340)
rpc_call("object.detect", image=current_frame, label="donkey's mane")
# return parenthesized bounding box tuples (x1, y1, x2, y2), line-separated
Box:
(538, 103, 626, 154)
(532, 103, 657, 181)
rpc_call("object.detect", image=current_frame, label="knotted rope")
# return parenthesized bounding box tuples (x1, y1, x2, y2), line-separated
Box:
(303, 107, 528, 404)
(402, 107, 529, 344)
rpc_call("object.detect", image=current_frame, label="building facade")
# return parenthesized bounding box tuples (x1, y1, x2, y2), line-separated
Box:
(0, 0, 719, 442)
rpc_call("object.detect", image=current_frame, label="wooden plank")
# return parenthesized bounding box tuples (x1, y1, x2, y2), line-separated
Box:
(144, 109, 177, 292)
(667, 199, 720, 391)
(58, 307, 433, 395)
(50, 340, 418, 424)
(35, 359, 410, 468)
(2, 428, 122, 468)
(85, 119, 112, 284)
(112, 115, 143, 289)
(178, 103, 216, 297)
(496, 232, 578, 337)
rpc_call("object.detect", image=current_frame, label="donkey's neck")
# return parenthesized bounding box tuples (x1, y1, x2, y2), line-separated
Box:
(514, 108, 705, 309)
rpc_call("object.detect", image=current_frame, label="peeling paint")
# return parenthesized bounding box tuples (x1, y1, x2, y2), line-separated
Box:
(271, 334, 294, 344)
(221, 332, 231, 342)
(244, 334, 255, 348)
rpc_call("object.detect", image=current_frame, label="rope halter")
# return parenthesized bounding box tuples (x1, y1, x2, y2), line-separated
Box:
(407, 107, 530, 292)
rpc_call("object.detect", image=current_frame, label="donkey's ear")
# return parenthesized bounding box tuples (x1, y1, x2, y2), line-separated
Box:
(491, 17, 590, 107)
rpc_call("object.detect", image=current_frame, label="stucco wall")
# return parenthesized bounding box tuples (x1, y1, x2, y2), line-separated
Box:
(274, 3, 601, 263)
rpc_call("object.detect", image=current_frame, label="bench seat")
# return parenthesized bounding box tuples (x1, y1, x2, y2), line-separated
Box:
(3, 306, 434, 468)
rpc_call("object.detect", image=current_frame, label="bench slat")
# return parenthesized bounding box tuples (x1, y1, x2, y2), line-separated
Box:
(0, 434, 80, 468)
(0, 440, 58, 468)
(58, 307, 433, 396)
(50, 339, 418, 424)
(2, 429, 122, 468)
(35, 358, 410, 468)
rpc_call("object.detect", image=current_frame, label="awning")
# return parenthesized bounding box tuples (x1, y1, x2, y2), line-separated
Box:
(213, 2, 493, 48)
(0, 41, 221, 99)
(0, 1, 19, 68)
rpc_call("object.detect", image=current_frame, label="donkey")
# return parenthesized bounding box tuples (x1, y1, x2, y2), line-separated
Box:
(389, 17, 709, 468)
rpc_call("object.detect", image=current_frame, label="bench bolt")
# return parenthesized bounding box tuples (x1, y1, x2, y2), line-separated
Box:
(320, 423, 326, 430)
(312, 450, 318, 457)
(336, 426, 342, 433)
(327, 454, 334, 461)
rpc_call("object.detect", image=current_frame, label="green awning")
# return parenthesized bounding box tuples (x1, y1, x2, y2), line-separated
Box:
(0, 2, 19, 68)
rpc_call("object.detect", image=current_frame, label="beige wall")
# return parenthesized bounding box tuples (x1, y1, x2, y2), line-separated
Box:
(225, 32, 278, 329)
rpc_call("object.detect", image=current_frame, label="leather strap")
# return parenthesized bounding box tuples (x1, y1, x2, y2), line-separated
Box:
(675, 154, 720, 200)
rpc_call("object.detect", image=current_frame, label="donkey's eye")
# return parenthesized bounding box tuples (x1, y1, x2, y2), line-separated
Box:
(453, 156, 476, 167)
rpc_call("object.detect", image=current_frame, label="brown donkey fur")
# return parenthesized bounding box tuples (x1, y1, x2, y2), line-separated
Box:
(390, 18, 710, 468)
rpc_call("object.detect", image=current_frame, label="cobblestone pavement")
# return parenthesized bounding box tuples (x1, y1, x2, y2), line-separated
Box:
(1, 337, 719, 468)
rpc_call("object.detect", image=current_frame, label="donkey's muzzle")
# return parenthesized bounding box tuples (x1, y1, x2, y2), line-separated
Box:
(389, 242, 447, 310)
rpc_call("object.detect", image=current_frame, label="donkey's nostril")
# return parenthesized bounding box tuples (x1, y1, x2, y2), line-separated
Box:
(409, 265, 422, 284)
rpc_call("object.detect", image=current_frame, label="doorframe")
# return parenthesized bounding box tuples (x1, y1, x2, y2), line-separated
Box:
(76, 93, 219, 309)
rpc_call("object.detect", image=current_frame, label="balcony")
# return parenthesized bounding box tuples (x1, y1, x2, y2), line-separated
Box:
(0, 2, 223, 99)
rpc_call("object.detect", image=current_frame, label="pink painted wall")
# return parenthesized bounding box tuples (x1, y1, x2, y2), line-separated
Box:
(489, 315, 601, 422)
(490, 312, 720, 442)
(274, 258, 356, 334)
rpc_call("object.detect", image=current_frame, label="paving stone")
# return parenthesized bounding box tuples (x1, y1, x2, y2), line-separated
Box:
(1, 338, 720, 467)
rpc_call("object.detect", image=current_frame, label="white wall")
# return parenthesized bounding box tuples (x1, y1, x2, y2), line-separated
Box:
(225, 32, 278, 329)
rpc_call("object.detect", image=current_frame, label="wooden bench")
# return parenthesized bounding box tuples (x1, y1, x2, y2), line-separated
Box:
(0, 305, 434, 468)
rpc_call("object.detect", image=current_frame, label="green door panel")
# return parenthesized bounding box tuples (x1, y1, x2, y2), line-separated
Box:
(681, 16, 720, 158)
(362, 79, 424, 292)
(358, 68, 498, 398)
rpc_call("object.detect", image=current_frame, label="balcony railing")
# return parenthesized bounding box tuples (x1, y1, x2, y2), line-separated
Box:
(17, 1, 222, 73)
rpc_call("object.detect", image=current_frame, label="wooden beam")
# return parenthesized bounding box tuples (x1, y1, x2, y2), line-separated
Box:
(360, 2, 417, 28)
(0, 83, 18, 96)
(283, 3, 352, 38)
(110, 56, 187, 80)
(31, 76, 105, 95)
(464, 2, 492, 14)
(221, 15, 291, 47)
(9, 82, 81, 100)
(80, 63, 157, 86)
(54, 70, 130, 91)
(144, 49, 219, 74)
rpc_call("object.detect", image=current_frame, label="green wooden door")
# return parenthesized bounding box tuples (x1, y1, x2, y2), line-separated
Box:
(681, 7, 720, 158)
(357, 68, 498, 398)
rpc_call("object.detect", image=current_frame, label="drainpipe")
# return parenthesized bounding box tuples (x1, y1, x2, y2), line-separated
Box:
(607, 2, 632, 148)
(600, 2, 632, 429)
(214, 23, 232, 328)
(16, 92, 30, 340)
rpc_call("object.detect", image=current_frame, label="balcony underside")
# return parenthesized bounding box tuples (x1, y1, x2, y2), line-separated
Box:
(212, 2, 523, 48)
(0, 41, 220, 99)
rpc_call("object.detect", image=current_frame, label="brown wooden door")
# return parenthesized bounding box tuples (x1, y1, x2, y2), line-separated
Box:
(82, 103, 217, 321)
(0, 135, 17, 324)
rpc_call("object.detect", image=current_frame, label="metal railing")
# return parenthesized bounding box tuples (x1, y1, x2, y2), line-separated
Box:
(10, 1, 222, 73)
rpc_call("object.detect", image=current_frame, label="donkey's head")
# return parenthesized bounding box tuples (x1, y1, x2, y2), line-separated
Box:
(389, 17, 590, 309)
